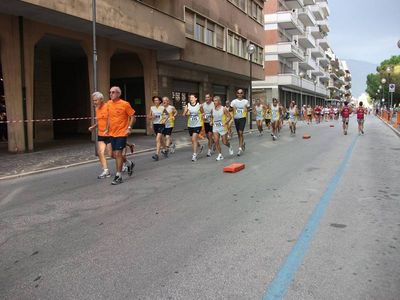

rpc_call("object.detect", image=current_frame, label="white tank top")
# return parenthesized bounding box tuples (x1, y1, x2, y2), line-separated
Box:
(187, 103, 202, 128)
(151, 105, 165, 124)
(271, 105, 280, 120)
(212, 106, 227, 129)
(256, 105, 264, 118)
(202, 102, 215, 124)
(164, 105, 175, 128)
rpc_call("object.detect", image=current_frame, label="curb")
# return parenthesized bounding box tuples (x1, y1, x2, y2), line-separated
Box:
(0, 130, 256, 181)
(377, 116, 400, 138)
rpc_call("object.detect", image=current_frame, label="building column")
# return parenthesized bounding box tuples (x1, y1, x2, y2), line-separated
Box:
(0, 15, 25, 152)
(139, 50, 159, 135)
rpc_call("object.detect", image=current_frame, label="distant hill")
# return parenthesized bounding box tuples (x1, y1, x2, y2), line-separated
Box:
(345, 59, 378, 98)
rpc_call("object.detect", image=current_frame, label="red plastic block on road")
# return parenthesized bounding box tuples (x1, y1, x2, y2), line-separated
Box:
(223, 163, 245, 173)
(302, 134, 311, 139)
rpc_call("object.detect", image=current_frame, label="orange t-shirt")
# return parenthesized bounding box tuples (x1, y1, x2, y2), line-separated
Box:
(107, 99, 135, 137)
(96, 102, 109, 137)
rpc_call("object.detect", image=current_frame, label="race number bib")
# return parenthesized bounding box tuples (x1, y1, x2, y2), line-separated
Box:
(214, 120, 223, 127)
(236, 108, 243, 115)
(190, 114, 199, 122)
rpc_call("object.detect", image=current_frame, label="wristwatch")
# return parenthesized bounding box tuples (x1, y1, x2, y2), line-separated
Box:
(128, 126, 131, 129)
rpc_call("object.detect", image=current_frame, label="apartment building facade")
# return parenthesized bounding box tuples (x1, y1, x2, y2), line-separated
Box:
(254, 0, 332, 107)
(0, 0, 265, 153)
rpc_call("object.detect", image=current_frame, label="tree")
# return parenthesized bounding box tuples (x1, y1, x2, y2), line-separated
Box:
(366, 55, 400, 107)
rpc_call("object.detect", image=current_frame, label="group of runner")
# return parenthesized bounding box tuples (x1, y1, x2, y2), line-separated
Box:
(90, 87, 367, 185)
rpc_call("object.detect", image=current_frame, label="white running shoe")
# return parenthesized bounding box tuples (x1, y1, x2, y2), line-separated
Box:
(237, 148, 243, 156)
(191, 154, 197, 162)
(207, 149, 212, 157)
(216, 154, 224, 161)
(228, 146, 234, 156)
(170, 143, 176, 153)
(122, 164, 128, 172)
(97, 169, 111, 179)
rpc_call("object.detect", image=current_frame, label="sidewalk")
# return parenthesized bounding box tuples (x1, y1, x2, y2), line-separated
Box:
(0, 120, 316, 179)
(0, 131, 194, 179)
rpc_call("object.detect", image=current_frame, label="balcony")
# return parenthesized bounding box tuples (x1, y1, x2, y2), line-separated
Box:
(283, 0, 304, 9)
(317, 56, 330, 67)
(303, 0, 316, 5)
(316, 20, 330, 33)
(297, 31, 316, 48)
(310, 5, 324, 20)
(253, 74, 328, 96)
(298, 7, 316, 27)
(311, 65, 324, 76)
(319, 72, 330, 83)
(299, 55, 317, 70)
(318, 37, 329, 50)
(265, 11, 304, 35)
(309, 26, 325, 39)
(310, 45, 324, 58)
(319, 2, 330, 17)
(265, 42, 305, 61)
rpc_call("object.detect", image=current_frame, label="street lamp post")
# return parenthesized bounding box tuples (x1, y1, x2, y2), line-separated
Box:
(386, 66, 393, 109)
(313, 80, 317, 106)
(299, 71, 305, 108)
(247, 43, 256, 129)
(381, 78, 387, 109)
(92, 0, 98, 154)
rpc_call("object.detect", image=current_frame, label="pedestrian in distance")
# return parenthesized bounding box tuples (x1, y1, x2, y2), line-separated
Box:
(183, 94, 204, 162)
(254, 98, 265, 136)
(356, 101, 367, 135)
(264, 103, 272, 130)
(230, 89, 250, 156)
(212, 96, 233, 161)
(202, 93, 216, 157)
(149, 96, 167, 161)
(224, 100, 234, 139)
(288, 100, 299, 135)
(162, 96, 177, 154)
(107, 86, 136, 185)
(340, 101, 352, 136)
(306, 105, 313, 124)
(270, 98, 281, 141)
(88, 92, 112, 179)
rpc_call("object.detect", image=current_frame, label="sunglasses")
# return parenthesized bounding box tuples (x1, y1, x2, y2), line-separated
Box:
(110, 91, 118, 94)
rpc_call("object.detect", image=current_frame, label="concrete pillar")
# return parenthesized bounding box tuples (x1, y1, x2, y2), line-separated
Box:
(0, 15, 25, 152)
(139, 50, 159, 135)
(33, 45, 54, 141)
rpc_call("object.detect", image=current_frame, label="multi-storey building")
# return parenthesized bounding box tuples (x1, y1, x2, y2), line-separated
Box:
(254, 0, 331, 107)
(0, 0, 265, 153)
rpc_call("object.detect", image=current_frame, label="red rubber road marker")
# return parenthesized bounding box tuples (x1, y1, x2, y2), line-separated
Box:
(302, 134, 311, 139)
(223, 163, 245, 173)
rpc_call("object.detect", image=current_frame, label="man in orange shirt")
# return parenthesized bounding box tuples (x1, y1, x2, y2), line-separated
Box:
(89, 92, 112, 179)
(108, 86, 136, 185)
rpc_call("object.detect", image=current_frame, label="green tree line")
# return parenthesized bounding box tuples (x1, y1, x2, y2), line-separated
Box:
(366, 55, 400, 107)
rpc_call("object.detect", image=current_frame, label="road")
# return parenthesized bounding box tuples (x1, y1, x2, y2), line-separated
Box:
(0, 116, 399, 300)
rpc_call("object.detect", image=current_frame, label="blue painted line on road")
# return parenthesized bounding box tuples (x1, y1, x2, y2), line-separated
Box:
(263, 135, 359, 300)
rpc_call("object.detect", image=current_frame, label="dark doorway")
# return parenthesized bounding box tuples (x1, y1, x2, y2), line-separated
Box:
(110, 50, 145, 130)
(34, 35, 90, 141)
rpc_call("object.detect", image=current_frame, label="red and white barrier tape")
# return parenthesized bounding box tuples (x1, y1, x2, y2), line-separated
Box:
(0, 115, 153, 124)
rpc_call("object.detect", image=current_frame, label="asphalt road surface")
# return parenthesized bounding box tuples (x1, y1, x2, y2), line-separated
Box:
(0, 115, 399, 300)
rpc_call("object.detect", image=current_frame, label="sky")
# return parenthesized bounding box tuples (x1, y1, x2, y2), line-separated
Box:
(328, 0, 400, 65)
(328, 0, 400, 97)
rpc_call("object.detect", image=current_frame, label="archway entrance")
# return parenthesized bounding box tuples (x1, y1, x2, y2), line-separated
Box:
(34, 35, 90, 143)
(110, 50, 146, 130)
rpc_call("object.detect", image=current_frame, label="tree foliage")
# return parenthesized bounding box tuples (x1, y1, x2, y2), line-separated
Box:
(366, 55, 400, 106)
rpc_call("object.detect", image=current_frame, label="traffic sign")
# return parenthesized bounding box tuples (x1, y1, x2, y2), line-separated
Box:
(389, 83, 395, 93)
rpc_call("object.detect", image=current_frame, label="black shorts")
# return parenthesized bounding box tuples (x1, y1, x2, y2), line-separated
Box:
(234, 118, 246, 133)
(97, 136, 111, 144)
(153, 124, 165, 135)
(204, 123, 213, 134)
(163, 127, 173, 136)
(265, 119, 271, 126)
(188, 126, 202, 136)
(111, 137, 127, 151)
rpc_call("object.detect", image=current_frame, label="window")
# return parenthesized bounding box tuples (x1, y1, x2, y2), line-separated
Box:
(249, 0, 263, 23)
(228, 0, 247, 12)
(185, 8, 225, 49)
(227, 31, 247, 58)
